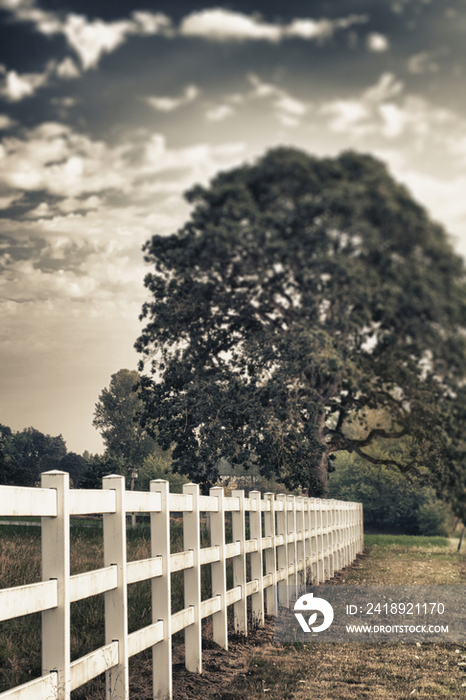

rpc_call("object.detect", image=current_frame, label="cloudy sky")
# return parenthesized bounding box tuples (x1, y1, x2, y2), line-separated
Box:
(1, 0, 466, 454)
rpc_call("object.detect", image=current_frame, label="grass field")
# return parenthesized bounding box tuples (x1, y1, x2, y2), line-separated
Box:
(0, 520, 214, 698)
(204, 533, 466, 700)
(1, 527, 465, 699)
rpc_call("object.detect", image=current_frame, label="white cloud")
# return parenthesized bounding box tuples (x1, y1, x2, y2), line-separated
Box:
(0, 114, 16, 129)
(248, 73, 309, 127)
(0, 122, 127, 195)
(1, 0, 368, 78)
(131, 11, 173, 36)
(0, 121, 247, 219)
(204, 73, 310, 129)
(366, 32, 390, 52)
(286, 15, 368, 40)
(407, 51, 440, 74)
(363, 72, 403, 102)
(146, 84, 199, 112)
(180, 8, 282, 42)
(180, 8, 368, 42)
(56, 56, 80, 79)
(321, 72, 458, 142)
(0, 193, 19, 208)
(0, 0, 172, 70)
(0, 67, 51, 101)
(205, 104, 235, 122)
(60, 15, 136, 70)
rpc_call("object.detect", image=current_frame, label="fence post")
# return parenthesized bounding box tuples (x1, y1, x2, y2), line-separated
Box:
(249, 491, 264, 627)
(315, 499, 323, 583)
(232, 489, 247, 635)
(344, 502, 350, 567)
(359, 503, 364, 553)
(263, 493, 276, 616)
(287, 495, 297, 598)
(322, 500, 329, 581)
(103, 474, 129, 700)
(151, 479, 172, 699)
(329, 501, 335, 579)
(41, 470, 70, 700)
(308, 498, 317, 584)
(210, 486, 227, 649)
(296, 496, 304, 592)
(302, 497, 311, 585)
(334, 502, 341, 573)
(276, 494, 288, 607)
(183, 483, 202, 673)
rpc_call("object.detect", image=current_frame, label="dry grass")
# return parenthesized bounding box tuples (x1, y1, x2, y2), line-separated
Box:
(2, 527, 466, 699)
(201, 535, 466, 700)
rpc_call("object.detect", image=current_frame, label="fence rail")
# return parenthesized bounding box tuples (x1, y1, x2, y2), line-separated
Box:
(0, 470, 363, 700)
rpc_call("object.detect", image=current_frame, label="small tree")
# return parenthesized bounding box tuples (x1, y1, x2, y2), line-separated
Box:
(93, 369, 155, 466)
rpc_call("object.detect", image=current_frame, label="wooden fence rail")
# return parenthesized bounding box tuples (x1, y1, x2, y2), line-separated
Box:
(0, 470, 363, 700)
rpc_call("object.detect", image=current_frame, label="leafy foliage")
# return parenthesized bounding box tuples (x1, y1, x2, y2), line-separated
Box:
(137, 452, 186, 493)
(93, 369, 157, 469)
(79, 453, 127, 489)
(0, 425, 67, 486)
(89, 368, 173, 489)
(328, 449, 452, 536)
(136, 148, 466, 495)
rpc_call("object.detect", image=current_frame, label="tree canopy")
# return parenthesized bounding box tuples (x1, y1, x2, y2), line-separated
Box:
(135, 148, 466, 496)
(91, 368, 173, 489)
(0, 425, 67, 486)
(93, 369, 156, 469)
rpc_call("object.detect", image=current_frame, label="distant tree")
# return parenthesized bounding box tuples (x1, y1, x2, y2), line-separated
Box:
(0, 424, 11, 484)
(0, 426, 67, 486)
(138, 451, 186, 493)
(93, 369, 156, 467)
(79, 454, 127, 489)
(136, 148, 466, 495)
(328, 448, 452, 536)
(58, 452, 88, 487)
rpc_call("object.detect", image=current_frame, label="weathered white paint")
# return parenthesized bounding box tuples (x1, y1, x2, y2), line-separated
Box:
(69, 488, 115, 515)
(200, 595, 222, 619)
(0, 580, 57, 622)
(224, 540, 241, 558)
(171, 607, 195, 635)
(263, 493, 277, 615)
(127, 620, 164, 658)
(69, 565, 117, 602)
(210, 486, 227, 649)
(168, 492, 192, 512)
(170, 549, 194, 572)
(232, 488, 247, 635)
(125, 490, 161, 513)
(276, 493, 288, 607)
(183, 483, 202, 674)
(0, 473, 363, 700)
(0, 485, 56, 518)
(70, 642, 119, 691)
(151, 479, 172, 700)
(103, 474, 129, 700)
(250, 491, 264, 627)
(0, 672, 58, 700)
(41, 471, 70, 700)
(126, 557, 163, 585)
(199, 545, 220, 566)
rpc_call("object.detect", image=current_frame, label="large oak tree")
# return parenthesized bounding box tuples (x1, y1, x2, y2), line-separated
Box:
(135, 148, 466, 496)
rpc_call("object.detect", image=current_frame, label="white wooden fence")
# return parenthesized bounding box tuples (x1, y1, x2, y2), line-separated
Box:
(0, 470, 363, 700)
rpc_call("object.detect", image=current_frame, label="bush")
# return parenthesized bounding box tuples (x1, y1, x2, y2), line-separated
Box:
(328, 451, 452, 535)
